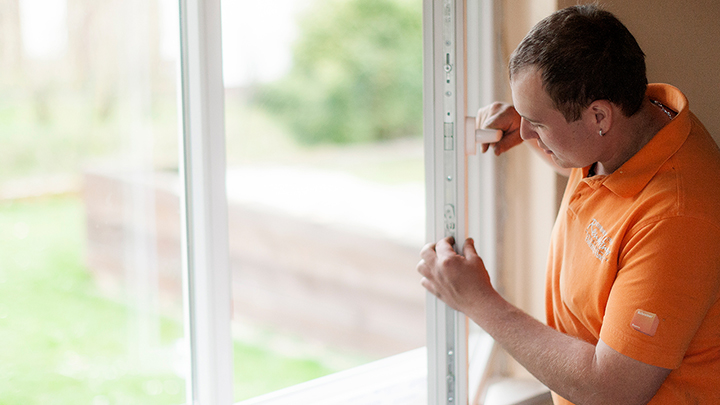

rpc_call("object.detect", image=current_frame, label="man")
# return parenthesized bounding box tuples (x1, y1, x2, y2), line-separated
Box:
(417, 5, 720, 405)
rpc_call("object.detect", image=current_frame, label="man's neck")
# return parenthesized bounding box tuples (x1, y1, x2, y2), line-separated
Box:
(594, 97, 672, 176)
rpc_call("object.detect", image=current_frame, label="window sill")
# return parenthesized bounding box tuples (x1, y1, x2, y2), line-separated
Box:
(236, 347, 427, 405)
(236, 346, 552, 405)
(484, 378, 553, 405)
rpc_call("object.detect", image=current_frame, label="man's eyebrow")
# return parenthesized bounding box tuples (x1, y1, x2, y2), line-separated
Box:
(519, 114, 542, 125)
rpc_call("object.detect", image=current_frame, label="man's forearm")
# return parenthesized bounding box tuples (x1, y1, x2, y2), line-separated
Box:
(465, 292, 664, 405)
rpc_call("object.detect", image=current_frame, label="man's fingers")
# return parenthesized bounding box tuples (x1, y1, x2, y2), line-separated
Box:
(419, 243, 437, 265)
(492, 128, 523, 155)
(476, 103, 522, 156)
(434, 236, 456, 256)
(416, 258, 430, 277)
(463, 238, 477, 258)
(420, 277, 439, 298)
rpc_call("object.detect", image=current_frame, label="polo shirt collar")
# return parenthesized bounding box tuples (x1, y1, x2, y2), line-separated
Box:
(593, 84, 692, 198)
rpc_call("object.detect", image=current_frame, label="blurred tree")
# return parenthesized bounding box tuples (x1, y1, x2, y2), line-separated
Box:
(255, 0, 422, 144)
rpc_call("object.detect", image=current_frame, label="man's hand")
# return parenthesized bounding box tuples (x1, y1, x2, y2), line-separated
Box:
(476, 102, 523, 155)
(417, 237, 498, 315)
(476, 102, 571, 176)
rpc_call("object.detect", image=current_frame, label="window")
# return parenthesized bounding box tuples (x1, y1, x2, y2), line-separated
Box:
(219, 0, 427, 401)
(1, 0, 186, 403)
(2, 0, 557, 402)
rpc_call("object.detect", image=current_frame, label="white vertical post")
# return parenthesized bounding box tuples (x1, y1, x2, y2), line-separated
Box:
(465, 0, 498, 276)
(424, 0, 469, 404)
(465, 2, 501, 402)
(178, 0, 234, 404)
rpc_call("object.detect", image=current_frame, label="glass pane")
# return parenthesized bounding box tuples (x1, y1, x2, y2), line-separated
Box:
(220, 0, 426, 400)
(0, 0, 186, 403)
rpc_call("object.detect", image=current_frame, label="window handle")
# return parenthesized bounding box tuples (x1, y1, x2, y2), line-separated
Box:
(465, 116, 502, 155)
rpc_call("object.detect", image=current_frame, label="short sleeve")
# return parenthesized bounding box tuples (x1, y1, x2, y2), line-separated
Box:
(599, 216, 720, 369)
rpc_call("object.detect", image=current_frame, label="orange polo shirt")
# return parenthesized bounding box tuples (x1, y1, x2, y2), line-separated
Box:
(546, 84, 720, 404)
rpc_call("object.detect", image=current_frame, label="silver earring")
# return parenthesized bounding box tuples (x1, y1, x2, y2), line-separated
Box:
(599, 129, 604, 136)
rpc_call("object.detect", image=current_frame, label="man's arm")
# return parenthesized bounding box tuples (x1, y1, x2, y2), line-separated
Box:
(418, 237, 671, 405)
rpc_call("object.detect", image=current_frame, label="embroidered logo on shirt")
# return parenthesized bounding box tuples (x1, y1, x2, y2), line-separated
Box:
(631, 309, 660, 337)
(585, 218, 612, 262)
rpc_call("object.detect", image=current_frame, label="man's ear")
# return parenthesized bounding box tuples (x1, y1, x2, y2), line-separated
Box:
(589, 100, 613, 135)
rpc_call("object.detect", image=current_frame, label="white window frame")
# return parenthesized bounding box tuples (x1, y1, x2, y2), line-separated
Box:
(423, 0, 501, 403)
(423, 0, 469, 402)
(178, 0, 234, 403)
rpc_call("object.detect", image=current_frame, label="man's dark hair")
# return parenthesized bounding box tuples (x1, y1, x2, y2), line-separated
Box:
(509, 5, 647, 122)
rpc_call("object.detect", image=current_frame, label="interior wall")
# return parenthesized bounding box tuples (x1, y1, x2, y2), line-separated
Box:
(557, 0, 720, 144)
(492, 0, 558, 381)
(497, 0, 556, 324)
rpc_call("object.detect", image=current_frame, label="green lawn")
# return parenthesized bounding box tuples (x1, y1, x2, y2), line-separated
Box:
(0, 197, 343, 404)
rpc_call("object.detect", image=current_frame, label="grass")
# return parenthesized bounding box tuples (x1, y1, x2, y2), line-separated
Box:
(0, 197, 184, 404)
(0, 196, 346, 404)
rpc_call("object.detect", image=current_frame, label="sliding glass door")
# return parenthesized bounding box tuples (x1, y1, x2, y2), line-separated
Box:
(1, 0, 507, 403)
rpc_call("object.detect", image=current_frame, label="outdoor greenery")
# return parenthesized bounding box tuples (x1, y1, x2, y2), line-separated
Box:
(0, 89, 179, 184)
(0, 197, 343, 403)
(224, 97, 424, 184)
(255, 0, 423, 145)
